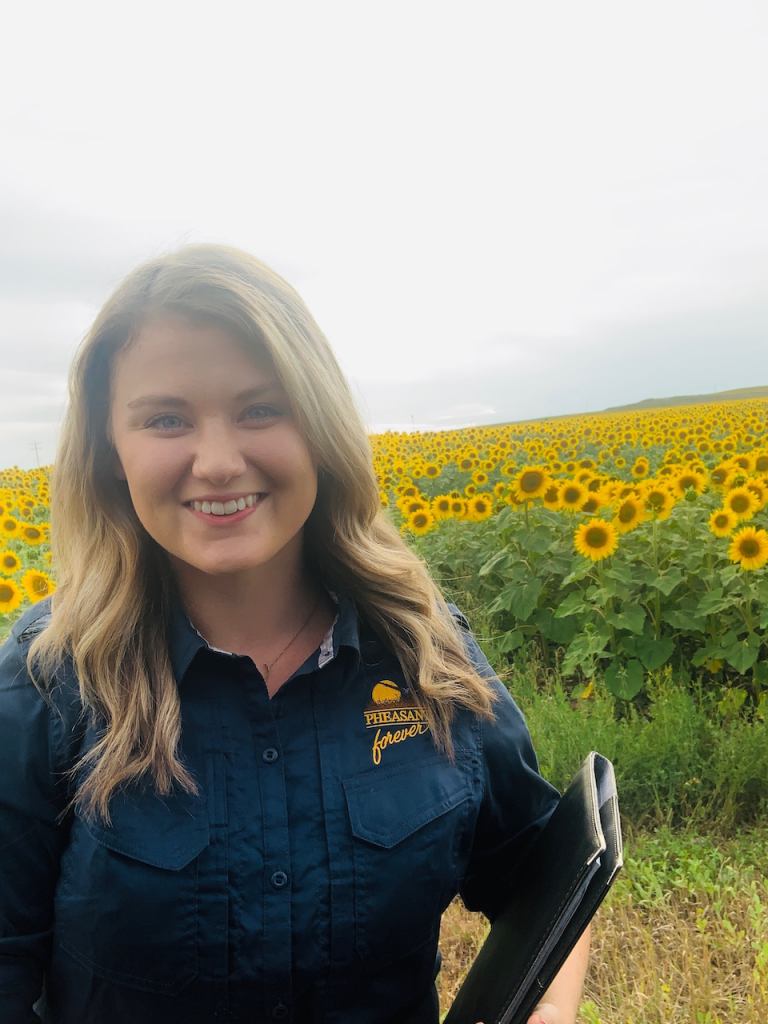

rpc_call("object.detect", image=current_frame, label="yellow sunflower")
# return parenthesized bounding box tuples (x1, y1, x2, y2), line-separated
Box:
(399, 498, 428, 516)
(558, 480, 588, 513)
(431, 495, 452, 519)
(511, 466, 550, 502)
(0, 577, 23, 614)
(746, 478, 768, 510)
(631, 457, 650, 479)
(1, 516, 20, 539)
(405, 509, 435, 536)
(613, 496, 646, 534)
(19, 523, 45, 545)
(728, 526, 768, 571)
(580, 497, 601, 515)
(710, 465, 731, 489)
(542, 483, 561, 510)
(709, 508, 737, 538)
(641, 484, 675, 520)
(468, 494, 494, 521)
(20, 568, 56, 602)
(670, 469, 707, 497)
(723, 486, 759, 522)
(574, 519, 619, 562)
(0, 549, 21, 573)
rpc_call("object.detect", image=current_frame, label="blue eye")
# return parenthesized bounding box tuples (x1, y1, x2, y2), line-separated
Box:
(243, 404, 281, 423)
(146, 414, 186, 431)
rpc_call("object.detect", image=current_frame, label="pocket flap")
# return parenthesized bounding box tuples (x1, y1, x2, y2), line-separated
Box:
(83, 787, 210, 870)
(344, 753, 472, 849)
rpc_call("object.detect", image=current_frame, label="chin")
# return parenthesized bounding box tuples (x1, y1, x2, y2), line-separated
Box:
(189, 549, 274, 577)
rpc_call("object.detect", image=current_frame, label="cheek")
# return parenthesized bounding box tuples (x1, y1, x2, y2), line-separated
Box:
(119, 444, 184, 512)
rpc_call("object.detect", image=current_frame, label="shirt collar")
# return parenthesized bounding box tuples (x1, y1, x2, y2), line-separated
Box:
(168, 587, 362, 683)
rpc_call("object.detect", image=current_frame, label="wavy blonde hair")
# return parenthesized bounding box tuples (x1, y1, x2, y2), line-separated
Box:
(31, 244, 497, 822)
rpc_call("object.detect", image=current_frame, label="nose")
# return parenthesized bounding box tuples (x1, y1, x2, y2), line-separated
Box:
(191, 419, 248, 485)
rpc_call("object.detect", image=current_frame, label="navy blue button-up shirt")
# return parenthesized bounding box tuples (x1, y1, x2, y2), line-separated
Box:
(0, 592, 560, 1024)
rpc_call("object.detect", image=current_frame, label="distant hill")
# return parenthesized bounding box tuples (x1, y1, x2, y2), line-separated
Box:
(602, 386, 768, 413)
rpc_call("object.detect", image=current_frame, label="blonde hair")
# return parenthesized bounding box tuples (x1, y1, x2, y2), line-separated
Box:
(31, 244, 497, 822)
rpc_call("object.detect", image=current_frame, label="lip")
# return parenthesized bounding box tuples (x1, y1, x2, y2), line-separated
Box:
(184, 494, 266, 525)
(183, 491, 266, 503)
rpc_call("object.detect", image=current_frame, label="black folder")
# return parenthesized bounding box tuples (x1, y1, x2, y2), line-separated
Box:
(444, 751, 623, 1024)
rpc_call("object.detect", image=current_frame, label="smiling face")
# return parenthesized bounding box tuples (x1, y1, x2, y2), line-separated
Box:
(109, 318, 319, 580)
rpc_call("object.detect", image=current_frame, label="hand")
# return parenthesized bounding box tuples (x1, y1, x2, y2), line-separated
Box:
(476, 1007, 564, 1024)
(477, 999, 565, 1024)
(526, 1002, 564, 1024)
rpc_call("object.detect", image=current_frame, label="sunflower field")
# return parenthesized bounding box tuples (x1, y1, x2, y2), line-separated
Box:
(375, 399, 768, 712)
(4, 399, 768, 712)
(0, 466, 54, 640)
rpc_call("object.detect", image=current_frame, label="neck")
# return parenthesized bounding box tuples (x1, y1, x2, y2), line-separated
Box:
(171, 542, 324, 655)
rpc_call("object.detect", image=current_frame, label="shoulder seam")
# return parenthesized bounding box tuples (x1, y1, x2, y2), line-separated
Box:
(447, 603, 471, 632)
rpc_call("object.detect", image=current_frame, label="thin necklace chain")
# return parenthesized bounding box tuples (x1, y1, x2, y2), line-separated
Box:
(262, 595, 322, 682)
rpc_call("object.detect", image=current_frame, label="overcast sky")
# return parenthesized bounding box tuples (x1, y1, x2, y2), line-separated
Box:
(1, 0, 767, 468)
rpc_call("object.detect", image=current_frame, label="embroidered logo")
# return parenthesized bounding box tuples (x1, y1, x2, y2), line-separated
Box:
(364, 680, 428, 764)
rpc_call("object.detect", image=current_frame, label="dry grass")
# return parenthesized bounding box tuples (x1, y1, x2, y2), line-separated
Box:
(437, 827, 768, 1024)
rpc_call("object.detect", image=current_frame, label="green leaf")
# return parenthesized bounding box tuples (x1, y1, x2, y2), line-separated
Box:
(691, 642, 727, 668)
(724, 633, 761, 674)
(666, 607, 706, 632)
(533, 608, 578, 644)
(518, 525, 553, 554)
(478, 548, 515, 577)
(554, 591, 590, 619)
(634, 630, 675, 671)
(496, 630, 525, 653)
(697, 588, 731, 616)
(604, 659, 645, 700)
(562, 560, 595, 585)
(604, 605, 646, 635)
(649, 568, 683, 596)
(717, 687, 747, 718)
(603, 564, 634, 586)
(491, 577, 543, 621)
(561, 629, 613, 675)
(719, 565, 741, 587)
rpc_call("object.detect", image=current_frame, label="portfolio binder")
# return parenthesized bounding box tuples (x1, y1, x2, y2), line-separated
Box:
(445, 751, 623, 1024)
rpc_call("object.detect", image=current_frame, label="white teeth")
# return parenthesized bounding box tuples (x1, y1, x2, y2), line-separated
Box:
(190, 494, 261, 516)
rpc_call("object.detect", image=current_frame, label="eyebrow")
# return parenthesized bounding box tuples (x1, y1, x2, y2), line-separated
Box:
(126, 385, 278, 410)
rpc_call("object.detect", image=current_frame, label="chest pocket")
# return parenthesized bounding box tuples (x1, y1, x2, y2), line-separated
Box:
(343, 752, 473, 972)
(54, 786, 210, 996)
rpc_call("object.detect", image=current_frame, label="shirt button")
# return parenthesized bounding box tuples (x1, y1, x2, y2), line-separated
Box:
(271, 1003, 289, 1020)
(271, 870, 289, 889)
(262, 748, 279, 763)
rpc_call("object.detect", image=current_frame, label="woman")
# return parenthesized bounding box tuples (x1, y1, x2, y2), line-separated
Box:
(0, 245, 589, 1024)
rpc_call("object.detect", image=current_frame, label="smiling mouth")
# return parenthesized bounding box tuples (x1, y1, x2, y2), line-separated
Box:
(184, 493, 265, 516)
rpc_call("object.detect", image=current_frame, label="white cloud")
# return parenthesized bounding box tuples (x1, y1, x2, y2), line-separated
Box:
(0, 0, 767, 463)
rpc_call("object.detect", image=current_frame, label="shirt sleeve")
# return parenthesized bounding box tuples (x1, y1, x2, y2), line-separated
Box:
(454, 615, 561, 923)
(0, 611, 80, 1023)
